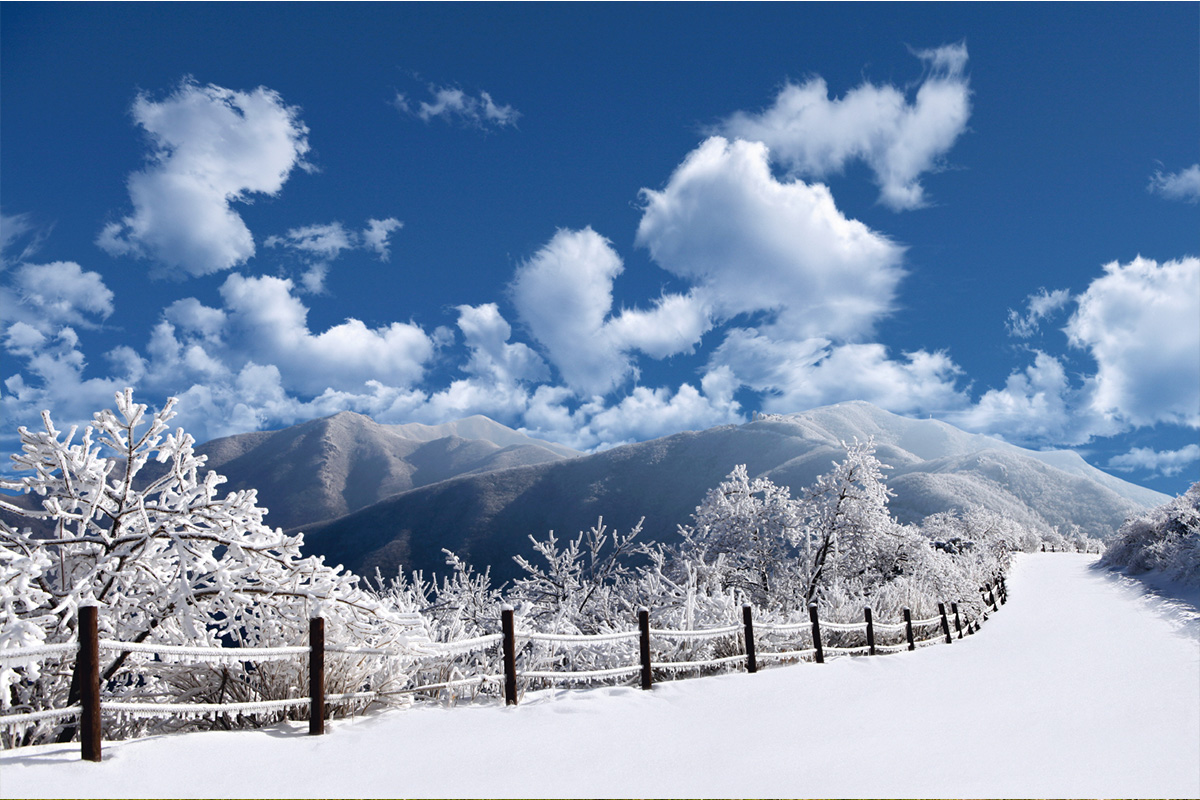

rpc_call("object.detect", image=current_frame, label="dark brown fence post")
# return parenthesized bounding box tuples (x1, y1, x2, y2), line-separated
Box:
(638, 607, 653, 690)
(742, 604, 757, 674)
(308, 616, 325, 736)
(903, 608, 915, 651)
(864, 607, 876, 656)
(808, 604, 824, 664)
(998, 576, 1008, 604)
(987, 583, 998, 611)
(79, 604, 102, 762)
(501, 605, 518, 706)
(951, 602, 963, 639)
(938, 603, 952, 644)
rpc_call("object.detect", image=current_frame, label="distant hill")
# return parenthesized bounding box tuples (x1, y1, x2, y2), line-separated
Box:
(297, 402, 1170, 585)
(191, 411, 580, 532)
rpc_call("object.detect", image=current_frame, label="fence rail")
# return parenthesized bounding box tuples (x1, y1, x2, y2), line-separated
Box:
(1, 575, 1007, 760)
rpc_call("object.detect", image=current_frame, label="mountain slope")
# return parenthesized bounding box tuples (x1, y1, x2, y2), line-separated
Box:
(299, 403, 1169, 584)
(192, 411, 578, 532)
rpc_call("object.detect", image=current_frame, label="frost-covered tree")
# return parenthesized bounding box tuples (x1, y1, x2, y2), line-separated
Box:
(797, 439, 900, 605)
(1101, 482, 1200, 584)
(510, 516, 647, 633)
(678, 465, 801, 607)
(0, 390, 427, 744)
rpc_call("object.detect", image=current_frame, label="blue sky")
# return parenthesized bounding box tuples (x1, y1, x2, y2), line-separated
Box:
(2, 2, 1197, 496)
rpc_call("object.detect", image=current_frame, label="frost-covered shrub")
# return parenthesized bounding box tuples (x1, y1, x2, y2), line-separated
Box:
(1100, 483, 1200, 585)
(0, 391, 428, 746)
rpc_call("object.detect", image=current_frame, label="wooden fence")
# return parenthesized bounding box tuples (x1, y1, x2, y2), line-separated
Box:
(0, 577, 1007, 761)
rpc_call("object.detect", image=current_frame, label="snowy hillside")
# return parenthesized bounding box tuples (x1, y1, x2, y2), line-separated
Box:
(300, 403, 1165, 584)
(4, 554, 1196, 798)
(187, 411, 579, 531)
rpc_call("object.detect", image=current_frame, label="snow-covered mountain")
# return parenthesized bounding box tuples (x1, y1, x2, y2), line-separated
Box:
(297, 402, 1169, 585)
(190, 411, 580, 532)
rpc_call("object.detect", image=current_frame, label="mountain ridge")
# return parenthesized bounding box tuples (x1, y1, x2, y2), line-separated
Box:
(295, 403, 1168, 584)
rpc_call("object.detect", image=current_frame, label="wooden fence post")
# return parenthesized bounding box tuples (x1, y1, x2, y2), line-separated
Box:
(987, 583, 998, 611)
(864, 607, 876, 656)
(309, 616, 325, 736)
(951, 602, 963, 639)
(808, 604, 824, 664)
(938, 603, 952, 644)
(742, 604, 757, 674)
(501, 605, 518, 706)
(79, 604, 102, 762)
(638, 607, 653, 690)
(999, 576, 1008, 604)
(903, 608, 915, 652)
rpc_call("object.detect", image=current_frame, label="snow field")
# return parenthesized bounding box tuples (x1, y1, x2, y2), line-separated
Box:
(2, 554, 1197, 798)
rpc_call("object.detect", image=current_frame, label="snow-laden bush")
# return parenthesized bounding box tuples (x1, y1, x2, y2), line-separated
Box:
(1100, 482, 1200, 585)
(0, 391, 429, 746)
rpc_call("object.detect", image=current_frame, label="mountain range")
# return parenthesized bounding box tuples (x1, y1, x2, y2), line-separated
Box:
(260, 402, 1166, 585)
(1, 402, 1170, 586)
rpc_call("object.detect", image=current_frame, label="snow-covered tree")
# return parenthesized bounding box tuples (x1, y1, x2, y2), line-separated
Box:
(678, 464, 801, 607)
(797, 438, 900, 605)
(0, 390, 428, 744)
(1101, 482, 1200, 584)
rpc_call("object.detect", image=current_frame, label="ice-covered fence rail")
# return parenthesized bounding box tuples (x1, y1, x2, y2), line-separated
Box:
(516, 665, 642, 682)
(0, 642, 79, 663)
(0, 706, 83, 726)
(909, 615, 943, 627)
(818, 620, 866, 632)
(97, 640, 310, 662)
(522, 630, 640, 644)
(754, 620, 813, 634)
(426, 633, 505, 655)
(648, 624, 742, 640)
(652, 654, 747, 672)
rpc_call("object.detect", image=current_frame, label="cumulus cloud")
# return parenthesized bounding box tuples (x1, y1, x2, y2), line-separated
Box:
(716, 43, 971, 210)
(97, 79, 312, 278)
(708, 329, 967, 417)
(948, 351, 1100, 445)
(510, 228, 708, 396)
(1148, 164, 1200, 203)
(637, 136, 905, 341)
(1108, 444, 1200, 478)
(454, 303, 550, 388)
(1006, 288, 1072, 338)
(1066, 256, 1199, 430)
(394, 85, 520, 129)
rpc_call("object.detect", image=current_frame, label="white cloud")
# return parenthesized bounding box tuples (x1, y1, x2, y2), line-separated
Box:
(216, 274, 436, 396)
(362, 218, 404, 261)
(265, 223, 356, 261)
(265, 218, 404, 293)
(1148, 164, 1200, 203)
(948, 351, 1102, 445)
(1006, 288, 1072, 338)
(97, 79, 311, 278)
(9, 262, 114, 328)
(455, 303, 550, 386)
(1066, 256, 1200, 430)
(1, 211, 47, 268)
(708, 329, 967, 417)
(716, 43, 971, 210)
(1108, 444, 1200, 478)
(394, 85, 520, 129)
(510, 228, 632, 396)
(636, 136, 905, 342)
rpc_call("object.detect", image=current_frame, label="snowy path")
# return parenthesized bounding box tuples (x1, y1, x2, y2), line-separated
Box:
(3, 554, 1198, 798)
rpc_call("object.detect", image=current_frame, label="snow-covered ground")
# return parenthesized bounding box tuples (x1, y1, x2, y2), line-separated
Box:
(3, 553, 1197, 798)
